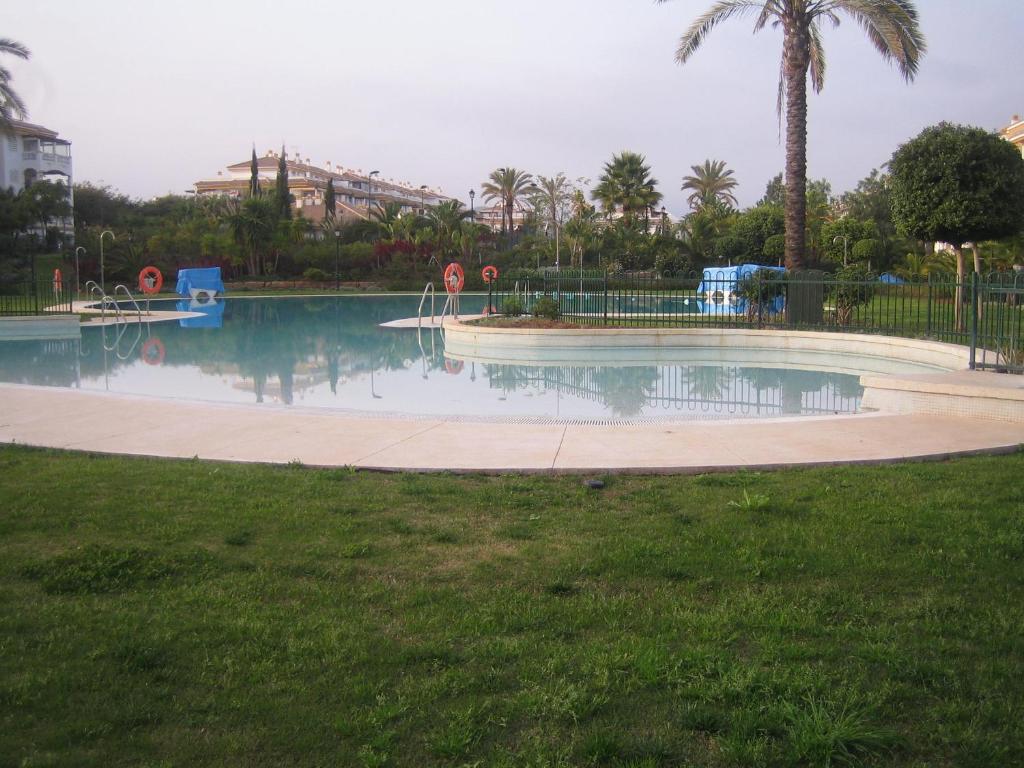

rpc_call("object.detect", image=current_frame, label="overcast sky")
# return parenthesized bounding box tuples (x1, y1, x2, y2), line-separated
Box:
(7, 0, 1023, 213)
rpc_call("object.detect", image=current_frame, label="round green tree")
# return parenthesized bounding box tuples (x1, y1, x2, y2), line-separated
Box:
(889, 122, 1024, 327)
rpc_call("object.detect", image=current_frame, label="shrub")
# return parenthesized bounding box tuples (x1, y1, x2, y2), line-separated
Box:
(303, 267, 330, 282)
(734, 268, 784, 320)
(502, 297, 524, 317)
(531, 296, 560, 320)
(830, 264, 877, 325)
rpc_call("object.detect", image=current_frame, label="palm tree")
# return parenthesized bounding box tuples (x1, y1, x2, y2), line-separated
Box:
(681, 159, 739, 211)
(481, 167, 535, 236)
(426, 200, 471, 261)
(0, 38, 30, 131)
(592, 151, 662, 226)
(658, 0, 925, 269)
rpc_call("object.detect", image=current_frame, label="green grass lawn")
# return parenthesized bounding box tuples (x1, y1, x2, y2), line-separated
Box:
(1, 446, 1022, 767)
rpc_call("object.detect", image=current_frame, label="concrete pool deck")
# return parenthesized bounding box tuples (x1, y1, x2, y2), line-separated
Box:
(1, 382, 1021, 473)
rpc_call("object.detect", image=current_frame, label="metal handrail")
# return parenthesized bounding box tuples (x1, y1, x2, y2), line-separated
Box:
(417, 281, 435, 328)
(113, 284, 143, 323)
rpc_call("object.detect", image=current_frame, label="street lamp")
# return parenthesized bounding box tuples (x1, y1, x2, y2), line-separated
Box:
(469, 189, 475, 222)
(99, 230, 115, 293)
(419, 184, 427, 215)
(833, 235, 849, 267)
(334, 228, 342, 291)
(74, 246, 86, 298)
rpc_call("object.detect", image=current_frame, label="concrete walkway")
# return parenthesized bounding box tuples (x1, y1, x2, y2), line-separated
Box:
(1, 383, 1021, 473)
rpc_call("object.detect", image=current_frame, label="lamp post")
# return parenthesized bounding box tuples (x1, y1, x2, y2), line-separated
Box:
(833, 235, 849, 267)
(419, 185, 427, 216)
(74, 246, 86, 298)
(469, 189, 477, 263)
(99, 230, 115, 293)
(334, 228, 341, 291)
(368, 170, 380, 269)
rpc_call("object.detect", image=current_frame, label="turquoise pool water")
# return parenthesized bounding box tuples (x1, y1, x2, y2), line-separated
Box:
(0, 295, 932, 421)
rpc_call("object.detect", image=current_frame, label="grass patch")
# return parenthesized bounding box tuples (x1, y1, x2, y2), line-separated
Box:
(1, 445, 1022, 765)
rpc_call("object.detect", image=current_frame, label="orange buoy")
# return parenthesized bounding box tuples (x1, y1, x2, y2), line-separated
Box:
(138, 266, 164, 295)
(141, 337, 166, 365)
(443, 262, 465, 294)
(481, 265, 499, 283)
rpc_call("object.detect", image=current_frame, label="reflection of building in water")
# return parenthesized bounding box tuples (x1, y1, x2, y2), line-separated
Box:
(484, 364, 861, 418)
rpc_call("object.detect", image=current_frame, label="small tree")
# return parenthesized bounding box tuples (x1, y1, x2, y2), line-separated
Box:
(324, 178, 336, 223)
(734, 268, 784, 321)
(274, 146, 292, 220)
(890, 123, 1024, 328)
(248, 147, 261, 198)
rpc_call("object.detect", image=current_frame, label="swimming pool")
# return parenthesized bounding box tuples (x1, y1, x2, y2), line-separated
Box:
(0, 295, 954, 422)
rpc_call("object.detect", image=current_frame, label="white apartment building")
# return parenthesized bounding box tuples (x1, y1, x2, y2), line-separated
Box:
(195, 149, 453, 223)
(0, 119, 75, 236)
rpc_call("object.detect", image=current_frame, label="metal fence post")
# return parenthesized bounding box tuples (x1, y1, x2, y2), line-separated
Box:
(603, 271, 608, 326)
(969, 271, 978, 370)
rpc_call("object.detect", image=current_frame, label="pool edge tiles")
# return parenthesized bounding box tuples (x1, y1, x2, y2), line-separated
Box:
(442, 321, 972, 371)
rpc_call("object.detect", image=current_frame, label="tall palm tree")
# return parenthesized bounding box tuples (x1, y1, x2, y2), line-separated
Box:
(0, 38, 30, 131)
(481, 167, 535, 235)
(658, 0, 924, 269)
(681, 159, 739, 211)
(592, 151, 662, 226)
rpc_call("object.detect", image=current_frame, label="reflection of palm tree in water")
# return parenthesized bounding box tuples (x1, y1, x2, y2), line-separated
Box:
(485, 364, 532, 395)
(686, 365, 730, 403)
(780, 370, 829, 415)
(593, 366, 659, 418)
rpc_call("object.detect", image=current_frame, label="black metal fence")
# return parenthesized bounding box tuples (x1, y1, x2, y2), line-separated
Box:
(486, 268, 1024, 373)
(0, 279, 75, 317)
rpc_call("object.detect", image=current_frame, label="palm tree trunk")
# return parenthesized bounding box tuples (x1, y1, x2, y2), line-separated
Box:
(782, 16, 809, 272)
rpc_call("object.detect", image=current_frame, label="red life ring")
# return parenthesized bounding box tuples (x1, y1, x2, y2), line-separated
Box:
(443, 262, 465, 294)
(53, 268, 63, 293)
(444, 358, 464, 375)
(141, 337, 165, 366)
(138, 266, 164, 295)
(481, 265, 499, 283)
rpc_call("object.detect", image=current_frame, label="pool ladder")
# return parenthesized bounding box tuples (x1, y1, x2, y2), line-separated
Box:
(418, 281, 460, 330)
(83, 281, 147, 358)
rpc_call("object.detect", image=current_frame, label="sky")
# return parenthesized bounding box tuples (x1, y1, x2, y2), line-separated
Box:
(7, 0, 1023, 214)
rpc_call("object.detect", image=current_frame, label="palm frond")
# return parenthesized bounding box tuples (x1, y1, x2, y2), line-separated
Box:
(670, 0, 767, 64)
(827, 0, 926, 79)
(0, 39, 30, 59)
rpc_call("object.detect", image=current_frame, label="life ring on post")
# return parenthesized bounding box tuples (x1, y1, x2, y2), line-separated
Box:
(443, 262, 465, 294)
(52, 268, 63, 294)
(141, 337, 165, 366)
(444, 358, 464, 375)
(138, 266, 164, 295)
(481, 265, 498, 283)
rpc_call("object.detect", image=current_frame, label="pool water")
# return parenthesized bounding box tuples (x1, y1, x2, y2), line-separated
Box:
(0, 295, 938, 422)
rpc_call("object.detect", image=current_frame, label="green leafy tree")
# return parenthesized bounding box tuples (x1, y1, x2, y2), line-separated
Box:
(425, 200, 471, 262)
(563, 190, 600, 268)
(729, 204, 785, 263)
(681, 159, 738, 211)
(0, 38, 30, 131)
(481, 167, 535, 236)
(659, 0, 925, 270)
(592, 151, 662, 226)
(821, 217, 875, 265)
(890, 122, 1024, 326)
(758, 173, 786, 208)
(21, 179, 71, 239)
(840, 168, 901, 264)
(274, 146, 291, 220)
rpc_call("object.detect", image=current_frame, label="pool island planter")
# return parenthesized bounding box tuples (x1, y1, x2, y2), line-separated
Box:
(443, 319, 972, 372)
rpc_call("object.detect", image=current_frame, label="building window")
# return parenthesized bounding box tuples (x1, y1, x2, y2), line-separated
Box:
(23, 168, 37, 188)
(7, 136, 16, 152)
(23, 138, 38, 152)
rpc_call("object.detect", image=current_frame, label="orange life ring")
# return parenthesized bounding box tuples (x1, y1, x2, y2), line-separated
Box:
(141, 337, 165, 366)
(444, 358, 464, 375)
(481, 265, 499, 283)
(138, 266, 164, 295)
(443, 262, 465, 294)
(52, 268, 63, 293)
